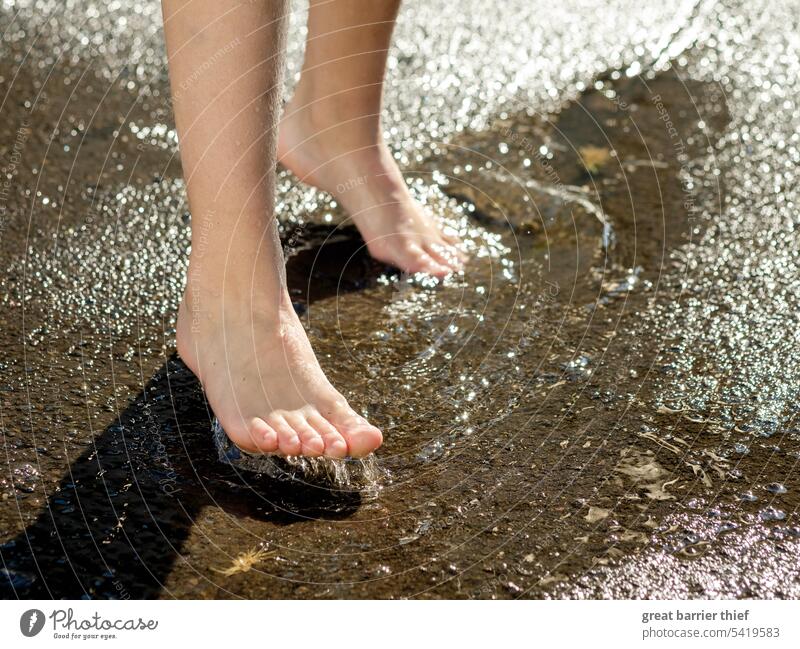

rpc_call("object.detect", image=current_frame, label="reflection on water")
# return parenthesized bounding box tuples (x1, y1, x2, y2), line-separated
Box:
(1, 0, 799, 598)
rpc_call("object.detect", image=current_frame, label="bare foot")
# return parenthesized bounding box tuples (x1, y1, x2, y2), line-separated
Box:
(176, 264, 383, 459)
(277, 105, 465, 278)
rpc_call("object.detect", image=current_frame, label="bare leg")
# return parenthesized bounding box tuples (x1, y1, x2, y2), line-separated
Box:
(164, 0, 382, 458)
(278, 0, 464, 277)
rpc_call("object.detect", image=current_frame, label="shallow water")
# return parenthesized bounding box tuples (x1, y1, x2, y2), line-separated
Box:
(1, 0, 799, 598)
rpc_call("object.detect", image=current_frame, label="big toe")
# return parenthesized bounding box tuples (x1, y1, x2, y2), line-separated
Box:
(343, 424, 383, 457)
(327, 405, 383, 457)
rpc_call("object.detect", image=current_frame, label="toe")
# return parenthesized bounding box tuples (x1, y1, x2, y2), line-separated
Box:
(216, 414, 277, 454)
(247, 418, 279, 453)
(401, 242, 451, 277)
(439, 233, 467, 262)
(307, 413, 349, 458)
(425, 242, 463, 271)
(445, 241, 468, 263)
(285, 412, 325, 457)
(325, 435, 349, 458)
(439, 224, 463, 247)
(328, 407, 383, 457)
(342, 424, 383, 458)
(268, 415, 303, 456)
(368, 239, 448, 277)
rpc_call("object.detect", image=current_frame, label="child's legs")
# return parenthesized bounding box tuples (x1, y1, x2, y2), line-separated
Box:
(292, 0, 401, 146)
(162, 0, 286, 289)
(164, 0, 382, 459)
(278, 0, 465, 277)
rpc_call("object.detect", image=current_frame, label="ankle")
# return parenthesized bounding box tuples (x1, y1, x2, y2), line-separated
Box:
(284, 88, 383, 147)
(183, 256, 287, 313)
(179, 279, 291, 336)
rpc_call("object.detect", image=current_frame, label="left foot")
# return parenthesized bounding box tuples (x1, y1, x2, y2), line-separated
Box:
(278, 103, 465, 278)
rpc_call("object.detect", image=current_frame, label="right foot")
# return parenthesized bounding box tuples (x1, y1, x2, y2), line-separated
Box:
(176, 272, 383, 459)
(277, 102, 465, 278)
